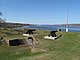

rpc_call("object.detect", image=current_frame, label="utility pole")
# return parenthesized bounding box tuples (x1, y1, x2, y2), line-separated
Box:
(66, 9, 69, 32)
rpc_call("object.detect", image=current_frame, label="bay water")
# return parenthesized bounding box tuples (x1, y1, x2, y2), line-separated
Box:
(22, 25, 80, 32)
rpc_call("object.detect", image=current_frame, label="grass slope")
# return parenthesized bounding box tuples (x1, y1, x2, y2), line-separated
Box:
(0, 28, 80, 60)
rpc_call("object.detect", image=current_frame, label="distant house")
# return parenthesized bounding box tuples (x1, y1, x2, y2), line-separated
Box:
(0, 18, 6, 23)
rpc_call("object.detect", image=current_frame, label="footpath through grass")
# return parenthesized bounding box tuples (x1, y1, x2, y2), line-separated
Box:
(0, 28, 80, 60)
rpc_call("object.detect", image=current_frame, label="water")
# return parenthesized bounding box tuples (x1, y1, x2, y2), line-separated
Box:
(22, 25, 80, 32)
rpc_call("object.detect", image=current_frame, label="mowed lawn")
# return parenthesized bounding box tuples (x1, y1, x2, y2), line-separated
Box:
(0, 29, 80, 60)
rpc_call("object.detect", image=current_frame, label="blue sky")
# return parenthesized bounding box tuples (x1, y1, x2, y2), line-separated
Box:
(0, 0, 80, 24)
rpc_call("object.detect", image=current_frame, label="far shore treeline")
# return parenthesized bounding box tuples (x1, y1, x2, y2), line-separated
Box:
(0, 18, 80, 28)
(1, 22, 80, 28)
(0, 22, 33, 28)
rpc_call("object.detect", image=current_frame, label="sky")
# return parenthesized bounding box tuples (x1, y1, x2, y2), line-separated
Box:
(0, 0, 80, 24)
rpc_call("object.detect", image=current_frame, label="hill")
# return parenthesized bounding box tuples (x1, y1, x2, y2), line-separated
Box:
(0, 28, 80, 60)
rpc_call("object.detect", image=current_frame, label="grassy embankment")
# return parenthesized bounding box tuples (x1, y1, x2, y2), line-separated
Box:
(0, 28, 80, 60)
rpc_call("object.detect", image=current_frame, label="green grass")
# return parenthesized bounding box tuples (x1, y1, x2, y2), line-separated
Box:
(0, 28, 80, 60)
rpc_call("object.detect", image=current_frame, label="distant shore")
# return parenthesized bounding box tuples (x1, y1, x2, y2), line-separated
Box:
(60, 24, 80, 26)
(0, 22, 33, 28)
(0, 22, 80, 28)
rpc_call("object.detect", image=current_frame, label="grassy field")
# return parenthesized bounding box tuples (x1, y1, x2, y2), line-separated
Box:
(0, 28, 80, 60)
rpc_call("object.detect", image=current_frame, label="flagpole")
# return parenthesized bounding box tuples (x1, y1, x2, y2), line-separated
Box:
(66, 9, 69, 32)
